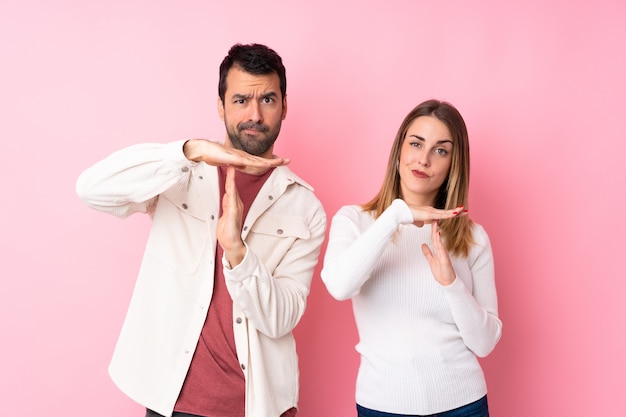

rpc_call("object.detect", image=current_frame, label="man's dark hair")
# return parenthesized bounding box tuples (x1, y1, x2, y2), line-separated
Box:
(218, 43, 287, 103)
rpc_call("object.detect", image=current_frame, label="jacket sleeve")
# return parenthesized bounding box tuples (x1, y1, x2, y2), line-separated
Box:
(75, 140, 195, 218)
(442, 225, 502, 357)
(223, 190, 327, 339)
(321, 199, 413, 300)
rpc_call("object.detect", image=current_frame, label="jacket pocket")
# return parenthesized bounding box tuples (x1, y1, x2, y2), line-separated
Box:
(143, 195, 209, 274)
(246, 214, 310, 273)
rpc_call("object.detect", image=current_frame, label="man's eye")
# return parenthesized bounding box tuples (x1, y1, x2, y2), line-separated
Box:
(263, 97, 274, 103)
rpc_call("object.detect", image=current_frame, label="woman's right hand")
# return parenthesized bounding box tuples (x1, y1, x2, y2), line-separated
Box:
(406, 204, 466, 227)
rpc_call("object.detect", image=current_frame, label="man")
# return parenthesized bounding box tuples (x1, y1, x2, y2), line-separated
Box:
(76, 43, 327, 417)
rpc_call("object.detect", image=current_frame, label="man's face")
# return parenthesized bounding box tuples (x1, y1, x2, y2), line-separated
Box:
(218, 66, 287, 158)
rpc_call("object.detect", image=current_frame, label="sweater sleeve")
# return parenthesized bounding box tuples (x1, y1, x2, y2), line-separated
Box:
(442, 225, 502, 357)
(75, 140, 196, 218)
(321, 199, 414, 300)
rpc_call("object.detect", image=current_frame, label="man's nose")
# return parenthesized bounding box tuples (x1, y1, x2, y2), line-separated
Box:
(247, 101, 262, 123)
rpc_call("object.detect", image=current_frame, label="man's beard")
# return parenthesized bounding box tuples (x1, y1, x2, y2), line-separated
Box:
(226, 120, 282, 156)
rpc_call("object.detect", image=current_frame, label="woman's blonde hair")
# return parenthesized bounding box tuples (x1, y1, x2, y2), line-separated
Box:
(361, 99, 474, 257)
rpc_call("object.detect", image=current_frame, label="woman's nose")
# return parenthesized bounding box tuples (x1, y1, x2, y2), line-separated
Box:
(418, 152, 430, 167)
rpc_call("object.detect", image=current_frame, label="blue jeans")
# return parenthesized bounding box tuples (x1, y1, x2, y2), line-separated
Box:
(356, 395, 489, 417)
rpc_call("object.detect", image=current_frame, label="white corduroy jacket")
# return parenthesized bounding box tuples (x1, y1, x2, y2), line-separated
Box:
(76, 140, 326, 417)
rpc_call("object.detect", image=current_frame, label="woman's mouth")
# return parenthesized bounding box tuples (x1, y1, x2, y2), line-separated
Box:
(412, 170, 429, 178)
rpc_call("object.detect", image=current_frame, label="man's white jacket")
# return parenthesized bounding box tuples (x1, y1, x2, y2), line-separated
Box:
(76, 141, 327, 417)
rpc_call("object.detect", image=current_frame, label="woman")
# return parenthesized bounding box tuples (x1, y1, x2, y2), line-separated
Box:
(321, 99, 502, 417)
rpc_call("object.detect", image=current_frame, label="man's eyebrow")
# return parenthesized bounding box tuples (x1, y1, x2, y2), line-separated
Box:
(231, 92, 279, 101)
(232, 93, 253, 100)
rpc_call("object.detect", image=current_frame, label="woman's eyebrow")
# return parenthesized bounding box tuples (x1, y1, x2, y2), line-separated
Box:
(408, 135, 453, 145)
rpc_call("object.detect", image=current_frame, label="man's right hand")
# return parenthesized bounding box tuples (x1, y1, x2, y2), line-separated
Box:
(183, 139, 290, 173)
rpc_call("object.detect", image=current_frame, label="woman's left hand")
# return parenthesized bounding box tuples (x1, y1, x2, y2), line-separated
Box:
(421, 220, 457, 286)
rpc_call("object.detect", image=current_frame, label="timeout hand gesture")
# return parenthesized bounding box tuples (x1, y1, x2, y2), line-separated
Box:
(421, 220, 457, 286)
(407, 204, 465, 227)
(217, 166, 246, 268)
(183, 139, 290, 173)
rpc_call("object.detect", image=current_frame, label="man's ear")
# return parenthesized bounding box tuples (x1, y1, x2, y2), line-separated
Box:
(282, 94, 288, 120)
(217, 97, 225, 121)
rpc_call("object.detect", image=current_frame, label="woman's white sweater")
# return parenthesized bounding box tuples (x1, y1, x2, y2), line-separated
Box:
(321, 199, 502, 415)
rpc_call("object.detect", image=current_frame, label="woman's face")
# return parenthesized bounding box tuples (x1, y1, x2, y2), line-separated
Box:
(398, 116, 453, 206)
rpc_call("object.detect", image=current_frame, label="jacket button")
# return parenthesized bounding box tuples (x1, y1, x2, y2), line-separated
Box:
(276, 229, 284, 235)
(182, 166, 189, 172)
(241, 364, 246, 370)
(236, 317, 242, 324)
(182, 203, 188, 209)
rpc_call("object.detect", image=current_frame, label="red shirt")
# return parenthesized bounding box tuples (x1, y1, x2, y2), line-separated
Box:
(175, 166, 273, 417)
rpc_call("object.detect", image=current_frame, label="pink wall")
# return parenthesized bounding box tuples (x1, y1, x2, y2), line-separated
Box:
(2, 1, 625, 416)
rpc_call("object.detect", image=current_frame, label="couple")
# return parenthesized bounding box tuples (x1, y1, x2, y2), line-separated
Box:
(76, 43, 502, 417)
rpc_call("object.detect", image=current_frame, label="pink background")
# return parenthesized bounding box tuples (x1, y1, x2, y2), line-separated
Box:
(1, 1, 625, 416)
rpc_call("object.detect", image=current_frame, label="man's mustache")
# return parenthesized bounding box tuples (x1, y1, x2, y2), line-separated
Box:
(238, 121, 269, 132)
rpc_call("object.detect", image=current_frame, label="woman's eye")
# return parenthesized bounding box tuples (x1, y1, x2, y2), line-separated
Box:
(435, 148, 448, 155)
(410, 142, 422, 148)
